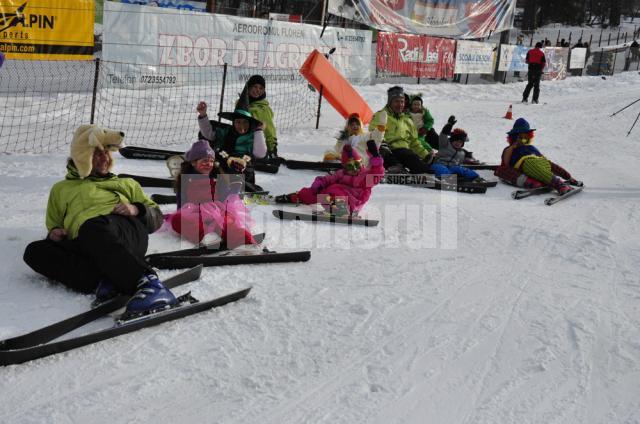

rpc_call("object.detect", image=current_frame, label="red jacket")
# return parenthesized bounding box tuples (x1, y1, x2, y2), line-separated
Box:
(526, 48, 546, 74)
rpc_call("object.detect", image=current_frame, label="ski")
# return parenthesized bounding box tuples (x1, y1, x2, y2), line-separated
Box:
(285, 160, 341, 171)
(382, 174, 489, 194)
(511, 186, 552, 199)
(118, 173, 174, 188)
(148, 249, 311, 269)
(145, 233, 266, 260)
(544, 186, 584, 206)
(121, 145, 279, 174)
(272, 209, 379, 226)
(151, 191, 270, 205)
(0, 286, 250, 366)
(0, 265, 202, 352)
(119, 146, 184, 160)
(464, 164, 499, 171)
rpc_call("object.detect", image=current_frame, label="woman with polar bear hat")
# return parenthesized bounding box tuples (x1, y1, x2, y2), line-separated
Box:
(23, 124, 178, 318)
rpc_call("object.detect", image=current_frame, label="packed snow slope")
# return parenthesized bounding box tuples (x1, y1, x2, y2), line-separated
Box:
(1, 72, 640, 424)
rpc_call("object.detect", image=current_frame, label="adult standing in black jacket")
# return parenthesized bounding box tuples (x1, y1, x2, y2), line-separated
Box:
(522, 42, 546, 104)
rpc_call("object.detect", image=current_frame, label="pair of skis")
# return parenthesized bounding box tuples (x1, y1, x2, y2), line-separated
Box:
(284, 159, 500, 173)
(119, 146, 280, 174)
(383, 174, 497, 194)
(150, 191, 270, 205)
(145, 233, 312, 269)
(511, 184, 584, 205)
(0, 266, 252, 366)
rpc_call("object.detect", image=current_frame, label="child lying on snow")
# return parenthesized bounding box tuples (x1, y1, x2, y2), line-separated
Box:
(494, 118, 581, 193)
(277, 142, 385, 216)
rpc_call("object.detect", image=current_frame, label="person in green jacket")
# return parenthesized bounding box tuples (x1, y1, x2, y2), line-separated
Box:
(369, 86, 435, 174)
(23, 125, 174, 317)
(407, 94, 439, 150)
(243, 74, 279, 162)
(197, 92, 267, 190)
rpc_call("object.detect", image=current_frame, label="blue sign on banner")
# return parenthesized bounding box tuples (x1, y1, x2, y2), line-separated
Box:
(117, 0, 206, 12)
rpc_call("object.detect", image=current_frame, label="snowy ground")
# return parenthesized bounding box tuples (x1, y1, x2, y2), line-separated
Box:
(1, 71, 640, 423)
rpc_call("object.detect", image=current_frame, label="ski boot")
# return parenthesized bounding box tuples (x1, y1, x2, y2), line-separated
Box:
(551, 176, 573, 195)
(92, 278, 120, 307)
(566, 178, 584, 187)
(123, 274, 177, 319)
(329, 198, 350, 217)
(275, 192, 300, 204)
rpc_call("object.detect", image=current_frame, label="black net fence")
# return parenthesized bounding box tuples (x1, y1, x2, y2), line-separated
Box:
(0, 59, 318, 153)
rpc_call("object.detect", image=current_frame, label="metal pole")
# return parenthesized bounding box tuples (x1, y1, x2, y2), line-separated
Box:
(315, 85, 324, 129)
(206, 0, 214, 13)
(626, 110, 640, 137)
(320, 0, 327, 25)
(599, 29, 603, 46)
(218, 63, 227, 123)
(610, 98, 640, 116)
(617, 27, 621, 44)
(90, 58, 100, 124)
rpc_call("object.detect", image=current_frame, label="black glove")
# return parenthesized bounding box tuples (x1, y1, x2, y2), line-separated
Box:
(366, 140, 380, 157)
(447, 115, 457, 125)
(379, 142, 392, 156)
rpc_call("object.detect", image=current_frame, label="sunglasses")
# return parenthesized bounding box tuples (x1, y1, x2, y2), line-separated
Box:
(344, 160, 362, 172)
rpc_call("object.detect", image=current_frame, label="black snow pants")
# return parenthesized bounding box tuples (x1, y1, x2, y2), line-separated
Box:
(381, 147, 432, 174)
(23, 215, 153, 295)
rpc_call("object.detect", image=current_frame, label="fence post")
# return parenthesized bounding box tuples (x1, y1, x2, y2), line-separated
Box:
(90, 58, 100, 125)
(218, 63, 227, 123)
(556, 30, 560, 45)
(611, 47, 617, 75)
(624, 32, 627, 43)
(616, 27, 621, 44)
(599, 29, 603, 47)
(315, 85, 323, 130)
(607, 33, 611, 46)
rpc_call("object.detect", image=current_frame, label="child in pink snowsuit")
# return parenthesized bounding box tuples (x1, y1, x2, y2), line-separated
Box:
(167, 140, 256, 248)
(279, 142, 384, 215)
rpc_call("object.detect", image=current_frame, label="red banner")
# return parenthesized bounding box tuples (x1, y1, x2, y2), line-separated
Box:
(376, 32, 456, 79)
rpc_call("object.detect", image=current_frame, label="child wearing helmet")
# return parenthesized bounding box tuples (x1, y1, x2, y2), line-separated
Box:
(496, 118, 580, 194)
(430, 115, 483, 182)
(277, 142, 385, 216)
(323, 112, 386, 167)
(166, 140, 257, 248)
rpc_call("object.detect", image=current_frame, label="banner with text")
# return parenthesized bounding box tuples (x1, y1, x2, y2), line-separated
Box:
(328, 0, 515, 39)
(376, 32, 456, 79)
(569, 47, 587, 69)
(102, 2, 372, 88)
(0, 0, 94, 60)
(542, 47, 568, 81)
(454, 40, 496, 74)
(497, 44, 528, 72)
(110, 0, 207, 12)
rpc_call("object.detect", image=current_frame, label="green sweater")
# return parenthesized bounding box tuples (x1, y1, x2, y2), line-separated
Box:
(248, 99, 277, 152)
(46, 165, 160, 239)
(369, 106, 431, 158)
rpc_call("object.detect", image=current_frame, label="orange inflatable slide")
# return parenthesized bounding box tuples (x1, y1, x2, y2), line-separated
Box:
(300, 49, 373, 124)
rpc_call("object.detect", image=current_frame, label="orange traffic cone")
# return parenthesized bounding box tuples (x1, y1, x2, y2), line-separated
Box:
(504, 104, 513, 120)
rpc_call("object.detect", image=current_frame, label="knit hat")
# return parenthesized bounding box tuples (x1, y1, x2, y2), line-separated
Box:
(507, 118, 536, 135)
(70, 124, 124, 178)
(387, 86, 405, 104)
(185, 139, 215, 162)
(450, 128, 469, 143)
(247, 74, 266, 88)
(347, 113, 362, 126)
(341, 144, 362, 165)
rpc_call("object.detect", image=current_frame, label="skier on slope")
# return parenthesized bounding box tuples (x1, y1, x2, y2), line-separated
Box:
(323, 112, 386, 167)
(167, 139, 257, 249)
(495, 118, 581, 194)
(275, 142, 385, 216)
(23, 124, 177, 316)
